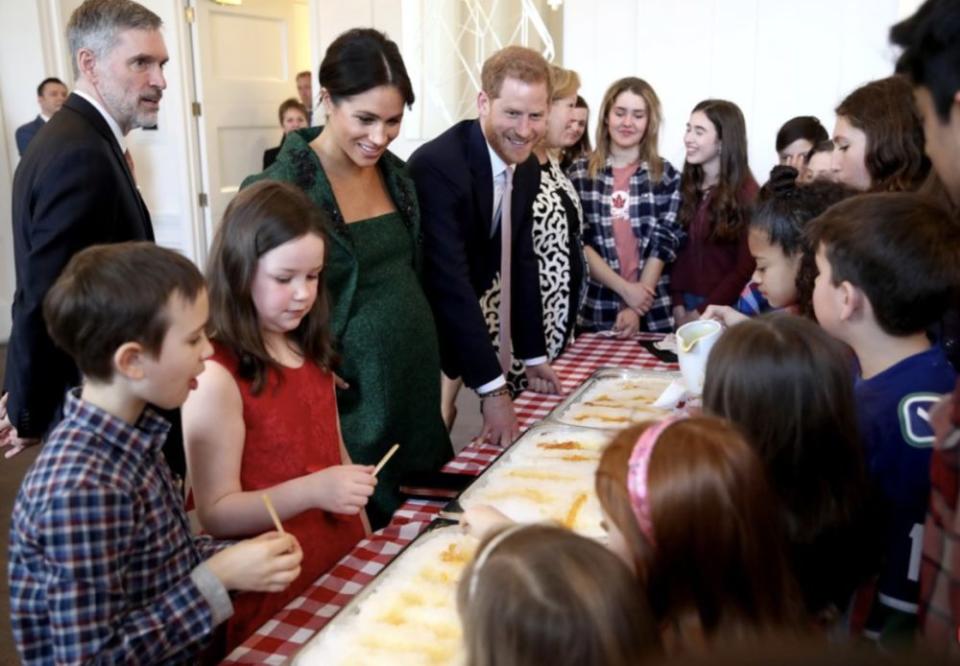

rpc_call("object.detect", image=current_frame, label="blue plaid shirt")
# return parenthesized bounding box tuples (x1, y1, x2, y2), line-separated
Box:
(568, 156, 682, 333)
(735, 281, 771, 316)
(9, 389, 231, 665)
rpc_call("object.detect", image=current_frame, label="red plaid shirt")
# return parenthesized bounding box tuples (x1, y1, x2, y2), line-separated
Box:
(919, 379, 960, 650)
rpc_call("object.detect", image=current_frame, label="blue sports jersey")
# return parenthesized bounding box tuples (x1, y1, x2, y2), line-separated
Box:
(855, 345, 956, 615)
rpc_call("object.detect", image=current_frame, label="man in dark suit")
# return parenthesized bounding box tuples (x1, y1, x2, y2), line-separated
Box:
(14, 77, 68, 156)
(296, 70, 314, 125)
(0, 0, 167, 458)
(408, 46, 561, 447)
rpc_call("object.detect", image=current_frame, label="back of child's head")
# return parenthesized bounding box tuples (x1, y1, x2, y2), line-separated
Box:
(457, 523, 660, 666)
(892, 0, 960, 125)
(807, 191, 960, 335)
(207, 180, 335, 392)
(597, 416, 804, 642)
(775, 116, 828, 154)
(44, 241, 205, 382)
(703, 314, 873, 613)
(751, 169, 856, 316)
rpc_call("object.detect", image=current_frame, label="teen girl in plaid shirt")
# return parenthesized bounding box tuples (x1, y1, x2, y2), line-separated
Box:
(568, 77, 682, 335)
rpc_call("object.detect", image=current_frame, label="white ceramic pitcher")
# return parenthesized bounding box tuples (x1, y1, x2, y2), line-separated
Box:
(676, 319, 723, 395)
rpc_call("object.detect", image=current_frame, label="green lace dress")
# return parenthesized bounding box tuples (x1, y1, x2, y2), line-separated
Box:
(241, 128, 453, 528)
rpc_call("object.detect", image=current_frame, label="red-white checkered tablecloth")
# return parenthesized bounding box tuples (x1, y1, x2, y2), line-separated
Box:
(222, 333, 676, 664)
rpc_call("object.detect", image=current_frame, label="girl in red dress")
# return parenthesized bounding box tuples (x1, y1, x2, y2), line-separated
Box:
(184, 180, 375, 652)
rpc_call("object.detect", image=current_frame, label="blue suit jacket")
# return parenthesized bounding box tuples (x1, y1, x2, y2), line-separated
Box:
(407, 119, 546, 388)
(14, 116, 44, 156)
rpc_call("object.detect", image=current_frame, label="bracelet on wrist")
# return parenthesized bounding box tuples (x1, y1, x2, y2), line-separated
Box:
(478, 386, 511, 400)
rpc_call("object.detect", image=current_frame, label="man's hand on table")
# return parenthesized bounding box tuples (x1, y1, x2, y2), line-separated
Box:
(479, 392, 519, 448)
(525, 363, 562, 395)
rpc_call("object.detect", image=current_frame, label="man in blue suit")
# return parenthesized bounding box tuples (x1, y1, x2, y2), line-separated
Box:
(14, 77, 68, 156)
(408, 46, 561, 447)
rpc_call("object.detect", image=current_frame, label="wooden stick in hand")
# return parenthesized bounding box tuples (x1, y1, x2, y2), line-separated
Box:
(372, 443, 400, 477)
(261, 493, 285, 534)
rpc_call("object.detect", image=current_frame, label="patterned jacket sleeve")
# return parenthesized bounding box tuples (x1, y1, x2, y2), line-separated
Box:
(648, 160, 683, 264)
(40, 486, 217, 664)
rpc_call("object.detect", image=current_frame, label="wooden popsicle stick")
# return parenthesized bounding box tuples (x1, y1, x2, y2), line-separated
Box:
(372, 443, 400, 477)
(261, 493, 285, 534)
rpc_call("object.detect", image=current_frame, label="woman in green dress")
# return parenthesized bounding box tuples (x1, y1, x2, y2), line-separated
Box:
(242, 28, 451, 528)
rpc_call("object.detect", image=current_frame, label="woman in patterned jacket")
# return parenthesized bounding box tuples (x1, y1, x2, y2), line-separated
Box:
(568, 77, 683, 336)
(528, 66, 587, 363)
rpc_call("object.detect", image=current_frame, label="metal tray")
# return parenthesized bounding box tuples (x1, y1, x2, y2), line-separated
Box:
(545, 366, 680, 430)
(289, 523, 468, 665)
(446, 422, 613, 539)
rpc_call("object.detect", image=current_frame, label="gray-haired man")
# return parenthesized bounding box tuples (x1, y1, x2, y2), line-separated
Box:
(2, 0, 167, 457)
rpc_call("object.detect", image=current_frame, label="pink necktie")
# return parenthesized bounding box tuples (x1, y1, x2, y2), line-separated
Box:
(498, 166, 514, 374)
(124, 149, 137, 185)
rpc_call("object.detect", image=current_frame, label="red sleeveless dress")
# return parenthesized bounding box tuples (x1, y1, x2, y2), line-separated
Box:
(209, 343, 366, 652)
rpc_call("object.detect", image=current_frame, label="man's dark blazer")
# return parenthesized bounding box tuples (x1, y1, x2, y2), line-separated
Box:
(15, 116, 45, 156)
(5, 93, 153, 439)
(407, 119, 546, 389)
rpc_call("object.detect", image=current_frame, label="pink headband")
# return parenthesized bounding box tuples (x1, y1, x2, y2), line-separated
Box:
(626, 414, 688, 541)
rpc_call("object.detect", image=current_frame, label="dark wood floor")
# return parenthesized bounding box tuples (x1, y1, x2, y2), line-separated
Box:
(0, 343, 40, 662)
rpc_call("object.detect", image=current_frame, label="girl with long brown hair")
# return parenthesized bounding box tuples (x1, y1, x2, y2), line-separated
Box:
(672, 99, 758, 327)
(183, 180, 375, 652)
(568, 77, 683, 336)
(595, 415, 806, 653)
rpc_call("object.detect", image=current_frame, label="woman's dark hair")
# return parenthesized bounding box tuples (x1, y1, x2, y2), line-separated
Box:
(703, 314, 876, 617)
(775, 116, 828, 153)
(834, 75, 930, 192)
(679, 99, 756, 241)
(206, 180, 336, 395)
(753, 166, 857, 317)
(319, 28, 414, 108)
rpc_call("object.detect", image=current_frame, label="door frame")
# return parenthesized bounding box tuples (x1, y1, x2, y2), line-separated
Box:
(182, 0, 320, 265)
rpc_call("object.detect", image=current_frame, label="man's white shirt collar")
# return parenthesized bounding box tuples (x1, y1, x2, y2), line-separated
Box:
(486, 141, 509, 182)
(73, 89, 128, 153)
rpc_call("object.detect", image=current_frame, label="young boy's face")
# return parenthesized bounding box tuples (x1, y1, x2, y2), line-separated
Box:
(915, 85, 960, 207)
(137, 289, 212, 410)
(812, 244, 845, 337)
(748, 228, 800, 309)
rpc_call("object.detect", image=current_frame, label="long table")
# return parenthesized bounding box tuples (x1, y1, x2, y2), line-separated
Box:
(223, 332, 677, 664)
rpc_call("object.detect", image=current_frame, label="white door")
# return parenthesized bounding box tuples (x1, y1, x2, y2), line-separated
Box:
(189, 0, 307, 247)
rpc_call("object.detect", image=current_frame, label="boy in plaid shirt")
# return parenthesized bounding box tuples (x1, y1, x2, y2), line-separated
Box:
(8, 243, 302, 664)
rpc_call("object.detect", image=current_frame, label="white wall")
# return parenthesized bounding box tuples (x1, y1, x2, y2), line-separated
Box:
(563, 0, 906, 183)
(0, 0, 57, 342)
